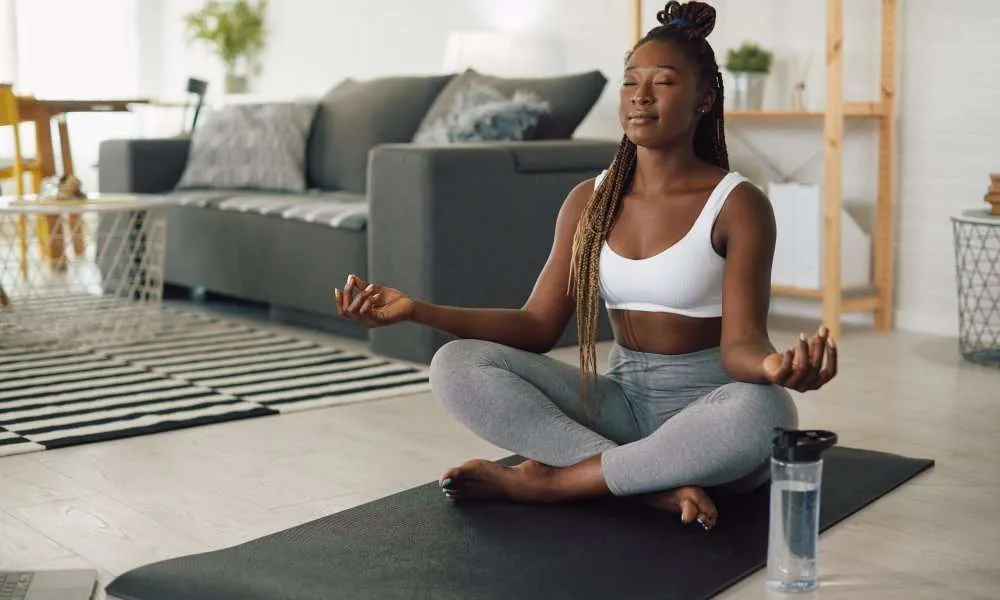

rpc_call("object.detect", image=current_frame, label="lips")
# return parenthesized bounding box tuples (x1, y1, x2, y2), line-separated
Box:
(627, 113, 658, 123)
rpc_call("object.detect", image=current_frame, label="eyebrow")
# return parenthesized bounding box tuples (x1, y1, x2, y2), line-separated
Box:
(624, 64, 679, 72)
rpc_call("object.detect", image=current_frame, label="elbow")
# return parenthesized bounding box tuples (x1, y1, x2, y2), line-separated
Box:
(527, 330, 563, 355)
(719, 337, 772, 384)
(519, 308, 572, 355)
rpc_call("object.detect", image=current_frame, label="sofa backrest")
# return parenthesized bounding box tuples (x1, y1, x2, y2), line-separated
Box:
(306, 74, 455, 194)
(415, 69, 608, 141)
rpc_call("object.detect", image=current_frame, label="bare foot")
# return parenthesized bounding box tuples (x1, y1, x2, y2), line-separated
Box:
(439, 458, 718, 530)
(636, 486, 718, 530)
(439, 458, 559, 503)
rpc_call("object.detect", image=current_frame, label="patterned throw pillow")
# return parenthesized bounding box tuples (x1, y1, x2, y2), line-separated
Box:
(176, 102, 318, 193)
(413, 82, 550, 144)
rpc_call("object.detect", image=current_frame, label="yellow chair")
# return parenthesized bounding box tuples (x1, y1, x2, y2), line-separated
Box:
(0, 83, 59, 279)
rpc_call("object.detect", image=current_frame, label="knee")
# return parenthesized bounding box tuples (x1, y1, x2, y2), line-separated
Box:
(429, 339, 507, 410)
(429, 339, 503, 381)
(716, 381, 799, 432)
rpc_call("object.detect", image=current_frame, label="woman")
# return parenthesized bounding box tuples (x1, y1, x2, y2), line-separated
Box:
(334, 0, 837, 530)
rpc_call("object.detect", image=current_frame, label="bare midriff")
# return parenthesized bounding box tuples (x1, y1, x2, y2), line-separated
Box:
(608, 309, 722, 355)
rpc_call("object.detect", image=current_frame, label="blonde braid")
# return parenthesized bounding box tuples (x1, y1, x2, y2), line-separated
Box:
(569, 135, 637, 418)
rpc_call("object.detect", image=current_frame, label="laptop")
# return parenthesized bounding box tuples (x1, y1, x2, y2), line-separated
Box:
(0, 569, 98, 600)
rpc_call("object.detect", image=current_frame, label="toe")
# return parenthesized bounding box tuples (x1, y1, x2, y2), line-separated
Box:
(439, 467, 462, 489)
(679, 498, 700, 524)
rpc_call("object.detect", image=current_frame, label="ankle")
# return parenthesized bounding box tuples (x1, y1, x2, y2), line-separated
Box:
(541, 458, 606, 503)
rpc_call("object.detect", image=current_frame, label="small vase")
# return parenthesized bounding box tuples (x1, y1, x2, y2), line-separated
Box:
(225, 74, 248, 94)
(730, 71, 767, 111)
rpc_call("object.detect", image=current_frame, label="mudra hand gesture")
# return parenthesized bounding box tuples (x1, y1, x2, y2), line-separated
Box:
(334, 274, 414, 327)
(762, 326, 837, 392)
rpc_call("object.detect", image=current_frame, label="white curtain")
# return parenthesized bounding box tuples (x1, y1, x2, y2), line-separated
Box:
(0, 0, 18, 84)
(1, 0, 145, 192)
(14, 0, 140, 97)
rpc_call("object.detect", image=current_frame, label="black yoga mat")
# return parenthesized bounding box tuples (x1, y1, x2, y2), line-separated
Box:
(105, 446, 933, 600)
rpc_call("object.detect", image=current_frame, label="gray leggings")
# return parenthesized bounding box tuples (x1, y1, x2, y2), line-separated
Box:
(429, 339, 798, 496)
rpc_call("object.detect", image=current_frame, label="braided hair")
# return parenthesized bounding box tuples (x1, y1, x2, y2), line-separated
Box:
(568, 1, 729, 417)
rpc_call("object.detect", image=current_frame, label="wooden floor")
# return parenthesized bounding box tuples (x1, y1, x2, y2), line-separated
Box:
(1, 303, 998, 599)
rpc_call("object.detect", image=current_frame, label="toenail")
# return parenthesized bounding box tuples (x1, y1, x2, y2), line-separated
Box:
(442, 478, 453, 488)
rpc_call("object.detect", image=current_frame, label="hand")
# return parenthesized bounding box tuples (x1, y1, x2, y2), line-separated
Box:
(762, 326, 837, 392)
(334, 273, 414, 328)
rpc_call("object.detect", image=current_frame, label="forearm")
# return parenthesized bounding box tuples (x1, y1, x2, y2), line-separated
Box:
(409, 301, 556, 353)
(721, 335, 776, 383)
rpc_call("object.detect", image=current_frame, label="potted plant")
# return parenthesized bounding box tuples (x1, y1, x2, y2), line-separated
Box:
(724, 41, 773, 111)
(183, 0, 268, 94)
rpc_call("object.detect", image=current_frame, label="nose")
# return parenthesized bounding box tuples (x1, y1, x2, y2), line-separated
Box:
(630, 82, 654, 105)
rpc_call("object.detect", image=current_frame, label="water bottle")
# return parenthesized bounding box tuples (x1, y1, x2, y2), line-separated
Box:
(765, 428, 838, 593)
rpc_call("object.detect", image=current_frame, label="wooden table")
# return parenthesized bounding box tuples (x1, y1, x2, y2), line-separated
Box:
(10, 96, 149, 266)
(15, 96, 150, 178)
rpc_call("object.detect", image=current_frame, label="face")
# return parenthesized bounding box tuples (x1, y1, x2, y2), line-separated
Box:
(619, 39, 714, 149)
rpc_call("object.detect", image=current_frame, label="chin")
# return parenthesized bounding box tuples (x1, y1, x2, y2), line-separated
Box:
(624, 130, 666, 149)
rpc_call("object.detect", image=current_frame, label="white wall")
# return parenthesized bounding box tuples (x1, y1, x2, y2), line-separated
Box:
(140, 0, 629, 138)
(132, 1, 1000, 337)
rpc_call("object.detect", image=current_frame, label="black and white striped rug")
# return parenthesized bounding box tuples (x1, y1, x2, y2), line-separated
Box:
(0, 308, 431, 456)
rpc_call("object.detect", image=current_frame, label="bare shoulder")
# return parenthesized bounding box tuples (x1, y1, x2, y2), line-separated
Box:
(559, 176, 598, 222)
(717, 178, 776, 245)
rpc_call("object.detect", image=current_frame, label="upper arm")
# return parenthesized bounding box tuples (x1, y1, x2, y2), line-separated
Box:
(717, 182, 776, 346)
(521, 178, 594, 345)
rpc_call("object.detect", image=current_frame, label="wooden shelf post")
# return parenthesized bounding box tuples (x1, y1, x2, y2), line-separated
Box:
(823, 0, 845, 338)
(874, 0, 898, 331)
(631, 0, 642, 46)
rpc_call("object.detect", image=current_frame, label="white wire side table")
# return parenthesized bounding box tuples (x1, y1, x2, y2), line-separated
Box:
(951, 208, 1000, 368)
(0, 194, 172, 350)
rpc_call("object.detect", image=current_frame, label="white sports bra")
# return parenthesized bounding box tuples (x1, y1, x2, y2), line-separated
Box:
(597, 169, 751, 318)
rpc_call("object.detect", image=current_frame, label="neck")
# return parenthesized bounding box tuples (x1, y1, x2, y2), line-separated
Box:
(631, 142, 704, 193)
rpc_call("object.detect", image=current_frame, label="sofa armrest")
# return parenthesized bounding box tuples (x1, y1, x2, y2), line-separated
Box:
(98, 138, 191, 194)
(366, 139, 619, 364)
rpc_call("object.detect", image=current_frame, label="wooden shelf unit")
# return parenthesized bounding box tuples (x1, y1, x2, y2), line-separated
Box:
(628, 0, 899, 338)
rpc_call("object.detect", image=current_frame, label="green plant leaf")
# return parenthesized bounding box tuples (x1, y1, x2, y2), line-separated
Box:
(183, 0, 267, 75)
(724, 41, 773, 73)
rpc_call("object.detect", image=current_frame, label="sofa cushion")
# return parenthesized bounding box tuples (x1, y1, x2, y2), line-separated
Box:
(412, 82, 550, 144)
(175, 102, 318, 193)
(169, 189, 236, 208)
(223, 191, 369, 231)
(416, 69, 607, 141)
(307, 75, 455, 194)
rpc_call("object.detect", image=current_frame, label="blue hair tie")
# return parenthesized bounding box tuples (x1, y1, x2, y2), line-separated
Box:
(669, 18, 691, 27)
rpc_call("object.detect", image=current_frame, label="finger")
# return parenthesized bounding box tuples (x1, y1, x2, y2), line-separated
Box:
(342, 277, 357, 308)
(818, 337, 838, 386)
(358, 292, 380, 317)
(810, 326, 828, 367)
(347, 273, 369, 291)
(347, 283, 377, 314)
(799, 332, 823, 390)
(334, 289, 344, 315)
(784, 334, 811, 390)
(771, 349, 794, 383)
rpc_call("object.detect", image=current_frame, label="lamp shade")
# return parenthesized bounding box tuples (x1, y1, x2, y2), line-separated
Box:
(442, 31, 566, 77)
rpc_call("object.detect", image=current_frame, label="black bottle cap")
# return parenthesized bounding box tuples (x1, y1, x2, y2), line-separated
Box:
(772, 428, 838, 463)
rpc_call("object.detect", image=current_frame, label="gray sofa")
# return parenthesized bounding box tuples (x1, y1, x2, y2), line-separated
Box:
(98, 70, 619, 364)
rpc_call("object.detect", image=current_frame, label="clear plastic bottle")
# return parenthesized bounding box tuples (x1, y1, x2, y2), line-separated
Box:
(766, 428, 838, 593)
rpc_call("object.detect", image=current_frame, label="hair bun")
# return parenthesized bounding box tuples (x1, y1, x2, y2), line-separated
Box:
(656, 1, 716, 39)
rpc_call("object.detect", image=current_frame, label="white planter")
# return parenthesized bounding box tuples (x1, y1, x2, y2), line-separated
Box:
(225, 74, 248, 94)
(730, 72, 767, 111)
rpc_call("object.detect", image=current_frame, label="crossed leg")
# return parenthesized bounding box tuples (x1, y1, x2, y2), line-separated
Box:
(428, 339, 798, 528)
